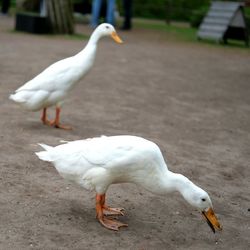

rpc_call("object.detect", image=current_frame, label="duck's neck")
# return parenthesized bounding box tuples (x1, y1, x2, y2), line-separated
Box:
(77, 30, 100, 58)
(87, 29, 102, 47)
(150, 170, 197, 199)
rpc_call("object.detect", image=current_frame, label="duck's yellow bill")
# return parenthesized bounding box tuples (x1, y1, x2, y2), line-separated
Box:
(202, 207, 222, 233)
(111, 31, 123, 44)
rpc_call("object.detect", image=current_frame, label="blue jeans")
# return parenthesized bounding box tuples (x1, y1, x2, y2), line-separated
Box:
(91, 0, 115, 28)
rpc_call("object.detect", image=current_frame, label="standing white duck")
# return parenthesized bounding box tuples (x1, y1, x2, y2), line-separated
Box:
(9, 23, 123, 129)
(36, 135, 222, 232)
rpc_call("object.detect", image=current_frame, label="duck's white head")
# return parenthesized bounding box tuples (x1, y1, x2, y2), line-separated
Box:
(181, 181, 222, 233)
(93, 23, 123, 44)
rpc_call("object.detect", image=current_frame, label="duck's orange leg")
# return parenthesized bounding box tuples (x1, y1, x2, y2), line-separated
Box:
(96, 194, 127, 231)
(50, 107, 72, 130)
(41, 108, 51, 125)
(101, 194, 125, 216)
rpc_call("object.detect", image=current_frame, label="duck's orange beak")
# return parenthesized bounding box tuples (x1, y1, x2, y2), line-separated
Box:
(202, 207, 222, 233)
(111, 31, 123, 44)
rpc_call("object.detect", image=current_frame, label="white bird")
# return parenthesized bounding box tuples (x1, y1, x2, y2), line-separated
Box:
(9, 23, 123, 130)
(35, 135, 222, 232)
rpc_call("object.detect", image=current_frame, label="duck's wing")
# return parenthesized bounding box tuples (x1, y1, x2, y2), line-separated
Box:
(57, 136, 134, 167)
(15, 57, 75, 93)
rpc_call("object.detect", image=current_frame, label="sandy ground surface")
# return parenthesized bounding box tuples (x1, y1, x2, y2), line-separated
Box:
(0, 16, 250, 250)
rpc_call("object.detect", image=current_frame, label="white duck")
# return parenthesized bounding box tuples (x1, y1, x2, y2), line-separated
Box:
(9, 23, 123, 129)
(36, 135, 222, 232)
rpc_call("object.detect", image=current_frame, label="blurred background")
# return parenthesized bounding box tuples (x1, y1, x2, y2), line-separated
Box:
(1, 1, 250, 250)
(1, 0, 249, 46)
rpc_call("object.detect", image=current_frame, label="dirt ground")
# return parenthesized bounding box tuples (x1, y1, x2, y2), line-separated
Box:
(0, 16, 250, 250)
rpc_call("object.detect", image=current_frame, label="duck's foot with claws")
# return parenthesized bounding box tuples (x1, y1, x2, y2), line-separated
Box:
(49, 120, 72, 130)
(96, 194, 128, 231)
(103, 206, 125, 216)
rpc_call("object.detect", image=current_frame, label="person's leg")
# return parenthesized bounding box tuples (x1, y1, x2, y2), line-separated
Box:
(91, 0, 102, 28)
(122, 0, 132, 30)
(2, 0, 10, 14)
(106, 0, 115, 25)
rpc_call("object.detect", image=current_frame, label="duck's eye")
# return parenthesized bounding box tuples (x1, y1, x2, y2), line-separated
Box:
(202, 198, 206, 202)
(105, 26, 109, 29)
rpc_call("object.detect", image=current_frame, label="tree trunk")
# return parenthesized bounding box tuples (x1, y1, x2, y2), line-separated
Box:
(46, 0, 74, 34)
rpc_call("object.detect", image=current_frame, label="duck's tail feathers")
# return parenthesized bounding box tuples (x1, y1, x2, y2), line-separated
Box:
(9, 93, 26, 103)
(35, 143, 54, 162)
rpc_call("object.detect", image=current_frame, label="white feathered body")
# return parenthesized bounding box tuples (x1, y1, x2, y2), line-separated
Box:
(10, 45, 96, 111)
(36, 135, 168, 194)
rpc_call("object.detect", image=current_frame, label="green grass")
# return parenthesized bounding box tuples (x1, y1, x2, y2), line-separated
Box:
(134, 20, 197, 42)
(133, 19, 249, 50)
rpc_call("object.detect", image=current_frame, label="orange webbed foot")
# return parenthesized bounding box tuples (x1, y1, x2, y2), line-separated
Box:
(42, 119, 52, 126)
(40, 108, 72, 130)
(50, 120, 72, 130)
(96, 194, 127, 231)
(98, 216, 128, 231)
(103, 206, 125, 216)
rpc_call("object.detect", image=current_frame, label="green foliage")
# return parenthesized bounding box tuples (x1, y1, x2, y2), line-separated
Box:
(129, 0, 211, 21)
(189, 5, 209, 28)
(133, 0, 166, 19)
(244, 8, 250, 30)
(16, 0, 40, 12)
